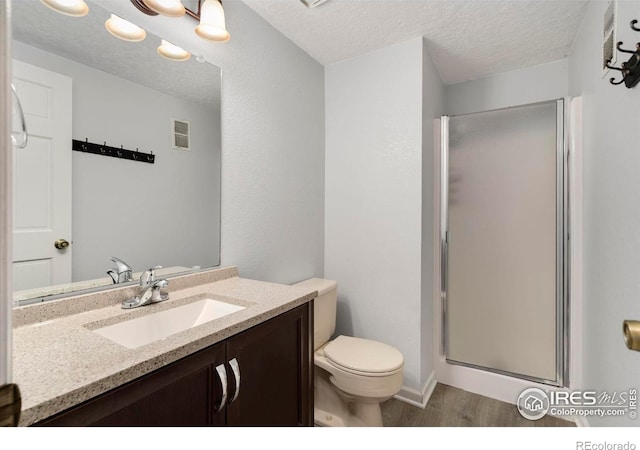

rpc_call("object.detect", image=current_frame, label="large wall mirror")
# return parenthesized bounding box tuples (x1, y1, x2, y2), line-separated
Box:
(11, 0, 222, 305)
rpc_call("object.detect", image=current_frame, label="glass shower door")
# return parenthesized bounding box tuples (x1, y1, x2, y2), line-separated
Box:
(442, 100, 566, 385)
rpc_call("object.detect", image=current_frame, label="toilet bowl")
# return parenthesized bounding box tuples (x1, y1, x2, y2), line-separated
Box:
(293, 278, 404, 427)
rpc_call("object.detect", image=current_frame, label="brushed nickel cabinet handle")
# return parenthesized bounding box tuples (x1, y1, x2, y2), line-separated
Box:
(215, 363, 228, 412)
(228, 358, 241, 405)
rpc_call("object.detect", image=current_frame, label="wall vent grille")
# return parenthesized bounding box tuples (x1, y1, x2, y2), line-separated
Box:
(603, 0, 617, 75)
(173, 119, 190, 151)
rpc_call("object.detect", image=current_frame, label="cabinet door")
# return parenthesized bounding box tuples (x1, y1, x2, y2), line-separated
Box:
(38, 343, 226, 427)
(225, 303, 313, 426)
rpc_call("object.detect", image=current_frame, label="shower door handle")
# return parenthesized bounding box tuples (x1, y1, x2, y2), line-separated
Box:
(441, 231, 448, 294)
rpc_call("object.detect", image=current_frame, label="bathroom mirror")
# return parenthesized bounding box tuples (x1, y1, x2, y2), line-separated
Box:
(183, 0, 202, 19)
(11, 0, 222, 305)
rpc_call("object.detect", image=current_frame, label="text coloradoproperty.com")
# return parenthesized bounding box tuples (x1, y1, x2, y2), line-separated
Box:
(552, 407, 628, 417)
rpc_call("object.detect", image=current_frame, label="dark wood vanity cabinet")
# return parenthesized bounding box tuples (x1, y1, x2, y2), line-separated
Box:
(37, 303, 313, 427)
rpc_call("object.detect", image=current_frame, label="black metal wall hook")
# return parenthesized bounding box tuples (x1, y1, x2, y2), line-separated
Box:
(72, 138, 155, 164)
(606, 59, 627, 72)
(610, 76, 626, 86)
(606, 19, 640, 88)
(617, 41, 639, 54)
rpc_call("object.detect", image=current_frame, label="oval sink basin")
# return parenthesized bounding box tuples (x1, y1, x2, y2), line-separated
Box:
(93, 299, 245, 349)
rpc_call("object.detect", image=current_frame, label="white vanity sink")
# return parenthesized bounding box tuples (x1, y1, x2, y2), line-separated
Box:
(93, 299, 245, 349)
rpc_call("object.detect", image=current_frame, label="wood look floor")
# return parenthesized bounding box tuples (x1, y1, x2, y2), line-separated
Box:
(380, 383, 574, 427)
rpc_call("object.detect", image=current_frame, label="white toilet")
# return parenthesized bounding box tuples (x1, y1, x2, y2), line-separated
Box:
(294, 278, 404, 427)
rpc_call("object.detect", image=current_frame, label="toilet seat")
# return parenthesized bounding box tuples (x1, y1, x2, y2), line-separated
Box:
(323, 336, 403, 377)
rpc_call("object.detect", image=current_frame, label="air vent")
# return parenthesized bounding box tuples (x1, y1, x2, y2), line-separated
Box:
(172, 118, 190, 151)
(603, 0, 617, 75)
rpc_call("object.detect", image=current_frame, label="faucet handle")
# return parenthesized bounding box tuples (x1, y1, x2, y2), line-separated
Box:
(140, 266, 163, 286)
(149, 265, 162, 281)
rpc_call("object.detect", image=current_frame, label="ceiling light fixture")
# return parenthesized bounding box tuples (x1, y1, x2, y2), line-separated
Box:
(130, 0, 158, 16)
(157, 39, 191, 61)
(39, 0, 89, 17)
(195, 0, 230, 42)
(105, 14, 147, 42)
(141, 0, 186, 18)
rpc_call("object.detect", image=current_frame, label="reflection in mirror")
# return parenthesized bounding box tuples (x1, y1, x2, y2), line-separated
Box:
(183, 0, 202, 19)
(11, 0, 222, 305)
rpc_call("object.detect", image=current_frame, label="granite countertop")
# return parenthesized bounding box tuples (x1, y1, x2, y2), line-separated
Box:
(12, 267, 316, 426)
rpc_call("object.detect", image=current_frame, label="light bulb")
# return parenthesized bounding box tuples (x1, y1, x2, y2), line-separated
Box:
(195, 0, 230, 42)
(157, 40, 191, 61)
(105, 15, 147, 42)
(40, 0, 89, 17)
(142, 0, 185, 18)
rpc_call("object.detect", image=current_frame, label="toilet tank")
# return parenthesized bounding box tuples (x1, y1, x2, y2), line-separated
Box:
(293, 278, 337, 351)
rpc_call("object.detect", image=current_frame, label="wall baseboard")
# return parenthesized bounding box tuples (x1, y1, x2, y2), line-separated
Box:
(393, 371, 436, 409)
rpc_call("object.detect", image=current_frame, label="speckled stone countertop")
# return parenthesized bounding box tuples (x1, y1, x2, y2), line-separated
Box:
(12, 267, 316, 426)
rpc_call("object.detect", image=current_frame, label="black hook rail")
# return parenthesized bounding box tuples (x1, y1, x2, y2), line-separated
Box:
(607, 20, 640, 88)
(72, 139, 155, 164)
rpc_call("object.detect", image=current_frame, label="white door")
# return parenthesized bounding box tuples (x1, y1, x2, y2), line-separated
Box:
(12, 60, 72, 292)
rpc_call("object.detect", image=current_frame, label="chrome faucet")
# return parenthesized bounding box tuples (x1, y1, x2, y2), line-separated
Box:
(122, 266, 169, 309)
(107, 257, 133, 284)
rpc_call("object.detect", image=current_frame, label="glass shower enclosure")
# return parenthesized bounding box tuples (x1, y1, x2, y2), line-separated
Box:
(441, 100, 568, 386)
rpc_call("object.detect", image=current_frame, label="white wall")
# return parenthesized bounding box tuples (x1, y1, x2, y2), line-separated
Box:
(13, 41, 221, 281)
(92, 0, 325, 284)
(421, 40, 444, 385)
(325, 37, 442, 392)
(445, 59, 569, 116)
(568, 0, 640, 427)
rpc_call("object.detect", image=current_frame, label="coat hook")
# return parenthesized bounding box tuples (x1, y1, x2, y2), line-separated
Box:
(610, 76, 626, 85)
(607, 24, 640, 89)
(616, 41, 637, 54)
(71, 139, 155, 164)
(605, 59, 626, 72)
(606, 60, 628, 85)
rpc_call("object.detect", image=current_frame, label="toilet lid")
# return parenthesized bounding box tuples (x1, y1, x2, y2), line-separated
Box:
(323, 336, 404, 374)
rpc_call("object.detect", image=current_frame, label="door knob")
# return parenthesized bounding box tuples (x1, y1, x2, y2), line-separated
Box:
(54, 239, 70, 250)
(623, 320, 640, 351)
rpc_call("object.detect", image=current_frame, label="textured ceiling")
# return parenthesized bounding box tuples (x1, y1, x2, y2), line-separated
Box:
(12, 0, 221, 109)
(241, 0, 589, 85)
